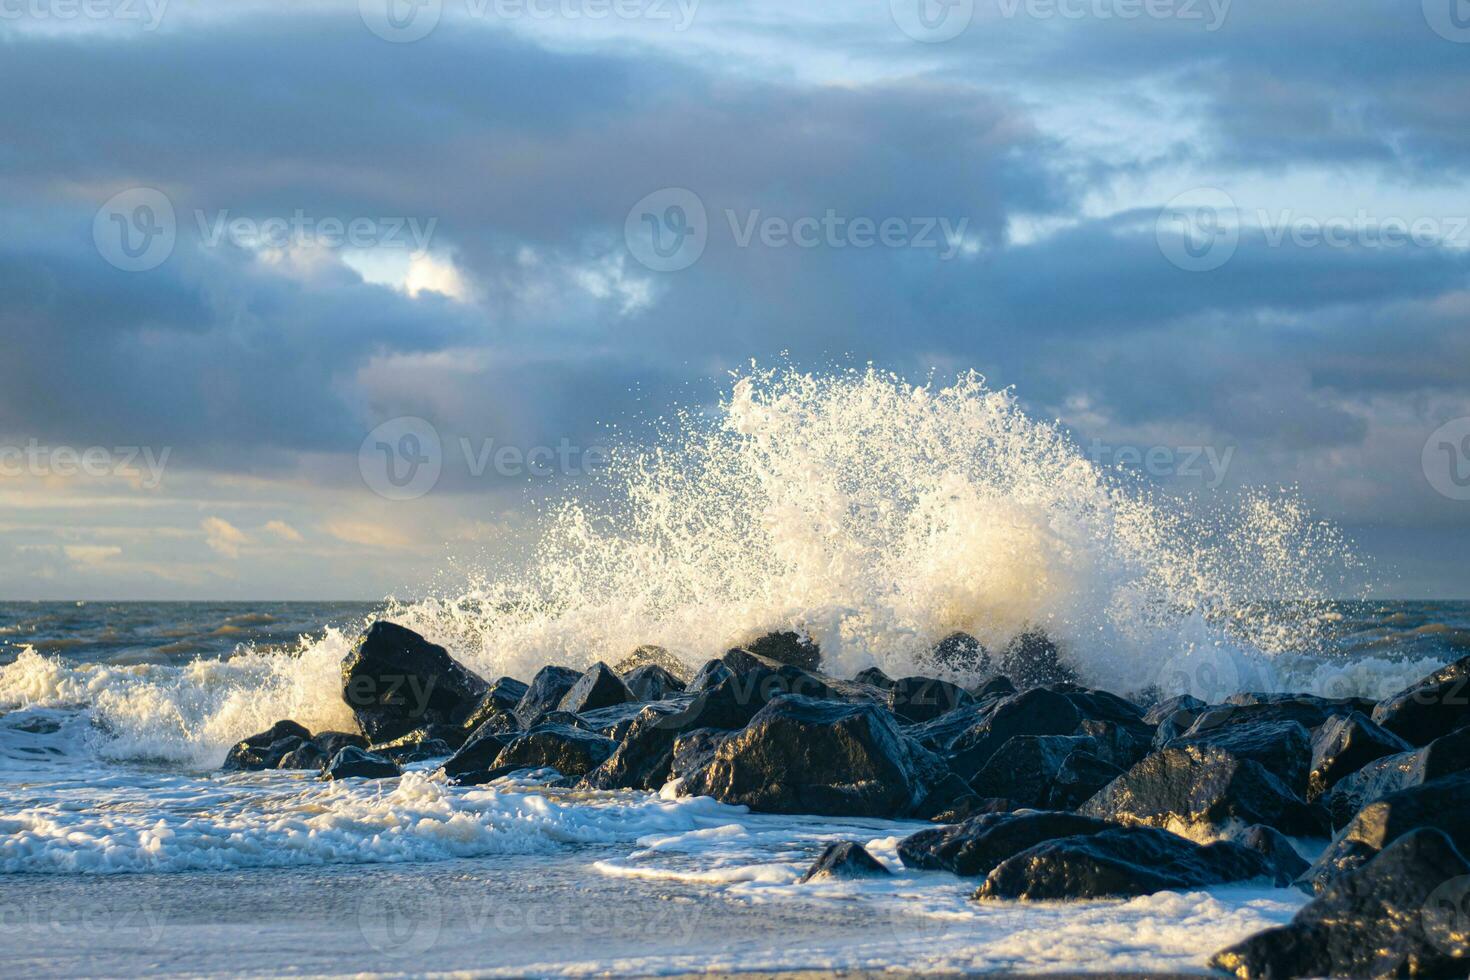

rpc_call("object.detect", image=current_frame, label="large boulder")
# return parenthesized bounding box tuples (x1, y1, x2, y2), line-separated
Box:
(799, 841, 892, 882)
(557, 661, 636, 714)
(888, 675, 975, 724)
(1323, 725, 1470, 828)
(1079, 744, 1330, 839)
(1372, 656, 1470, 746)
(897, 810, 1115, 877)
(442, 728, 515, 780)
(738, 630, 821, 671)
(322, 746, 401, 780)
(971, 735, 1093, 808)
(368, 726, 457, 763)
(1212, 828, 1470, 978)
(1301, 770, 1470, 893)
(1182, 699, 1352, 737)
(622, 664, 686, 702)
(277, 740, 329, 770)
(1076, 718, 1153, 771)
(679, 694, 948, 818)
(492, 723, 616, 778)
(930, 632, 990, 674)
(221, 719, 312, 771)
(853, 666, 895, 690)
(612, 644, 689, 680)
(458, 677, 529, 739)
(1048, 748, 1126, 810)
(512, 665, 583, 729)
(1144, 694, 1205, 725)
(341, 621, 488, 742)
(1239, 823, 1310, 881)
(581, 706, 686, 791)
(946, 688, 1081, 779)
(1165, 718, 1312, 794)
(1307, 711, 1411, 801)
(999, 629, 1075, 688)
(975, 825, 1283, 901)
(669, 728, 729, 782)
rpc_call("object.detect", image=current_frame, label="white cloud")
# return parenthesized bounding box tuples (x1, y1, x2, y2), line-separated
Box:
(262, 519, 304, 542)
(201, 516, 249, 558)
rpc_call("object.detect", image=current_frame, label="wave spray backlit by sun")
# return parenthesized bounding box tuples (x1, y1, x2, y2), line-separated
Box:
(2, 365, 1407, 766)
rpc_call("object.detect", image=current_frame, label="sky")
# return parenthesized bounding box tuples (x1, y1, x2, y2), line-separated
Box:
(0, 0, 1467, 600)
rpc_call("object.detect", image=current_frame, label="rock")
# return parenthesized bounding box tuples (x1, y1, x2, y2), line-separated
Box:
(512, 665, 583, 729)
(1076, 719, 1153, 771)
(1049, 749, 1126, 810)
(557, 661, 636, 714)
(1212, 828, 1470, 979)
(493, 723, 616, 778)
(1184, 699, 1352, 738)
(971, 735, 1094, 808)
(1079, 745, 1330, 839)
(976, 825, 1283, 900)
(999, 629, 1075, 688)
(898, 810, 1116, 877)
(910, 772, 985, 821)
(925, 795, 1021, 823)
(578, 699, 667, 740)
(1323, 725, 1470, 828)
(853, 666, 895, 690)
(341, 621, 489, 742)
(1307, 711, 1412, 801)
(622, 664, 686, 702)
(322, 746, 401, 780)
(930, 632, 990, 674)
(680, 694, 947, 818)
(277, 740, 329, 770)
(888, 675, 976, 724)
(973, 675, 1017, 700)
(1144, 694, 1205, 725)
(947, 688, 1082, 779)
(1239, 823, 1309, 881)
(443, 728, 515, 779)
(1372, 656, 1470, 747)
(581, 706, 685, 791)
(368, 725, 457, 763)
(1165, 718, 1312, 794)
(314, 730, 369, 758)
(686, 659, 733, 693)
(612, 644, 690, 681)
(799, 841, 892, 882)
(740, 630, 821, 671)
(1151, 707, 1205, 748)
(458, 677, 529, 738)
(1301, 770, 1470, 893)
(669, 728, 729, 782)
(221, 720, 313, 771)
(1060, 688, 1149, 728)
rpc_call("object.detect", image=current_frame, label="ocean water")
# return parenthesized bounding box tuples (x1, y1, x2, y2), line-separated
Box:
(3, 369, 1467, 975)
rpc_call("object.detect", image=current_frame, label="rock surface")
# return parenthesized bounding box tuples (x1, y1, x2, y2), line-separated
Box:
(799, 841, 892, 882)
(493, 723, 616, 778)
(1372, 655, 1470, 746)
(739, 630, 821, 671)
(322, 746, 401, 780)
(888, 675, 975, 724)
(340, 621, 488, 742)
(1323, 724, 1470, 828)
(622, 663, 686, 702)
(557, 661, 636, 715)
(1306, 710, 1411, 801)
(512, 665, 584, 729)
(898, 810, 1116, 877)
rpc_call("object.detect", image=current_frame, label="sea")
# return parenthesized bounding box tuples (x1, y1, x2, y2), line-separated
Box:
(2, 369, 1467, 976)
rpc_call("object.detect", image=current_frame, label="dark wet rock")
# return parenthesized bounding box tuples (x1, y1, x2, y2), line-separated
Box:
(1151, 707, 1206, 749)
(740, 630, 821, 671)
(1049, 749, 1125, 810)
(1184, 699, 1353, 739)
(1076, 719, 1153, 771)
(443, 728, 515, 779)
(1323, 725, 1470, 828)
(581, 706, 686, 791)
(1079, 744, 1330, 839)
(976, 825, 1283, 901)
(799, 841, 892, 882)
(999, 629, 1075, 689)
(222, 720, 313, 771)
(369, 725, 458, 763)
(578, 699, 669, 740)
(947, 688, 1082, 779)
(1144, 694, 1205, 725)
(341, 621, 489, 742)
(930, 632, 990, 674)
(973, 675, 1017, 700)
(1213, 828, 1470, 979)
(686, 658, 733, 693)
(493, 723, 616, 778)
(720, 648, 859, 702)
(314, 730, 369, 758)
(612, 644, 690, 681)
(907, 702, 996, 754)
(680, 694, 947, 818)
(1060, 688, 1148, 727)
(458, 677, 529, 738)
(925, 795, 1020, 823)
(853, 666, 895, 690)
(1239, 823, 1310, 881)
(1307, 711, 1412, 801)
(910, 772, 984, 821)
(669, 728, 729, 782)
(1301, 769, 1470, 893)
(622, 664, 686, 702)
(557, 661, 636, 715)
(971, 735, 1094, 808)
(276, 740, 329, 770)
(898, 810, 1115, 877)
(512, 665, 584, 729)
(888, 675, 975, 724)
(1372, 656, 1470, 747)
(322, 746, 401, 780)
(1165, 718, 1312, 794)
(451, 763, 527, 786)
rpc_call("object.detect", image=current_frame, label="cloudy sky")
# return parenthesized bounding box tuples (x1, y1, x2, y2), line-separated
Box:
(1, 0, 1467, 599)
